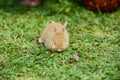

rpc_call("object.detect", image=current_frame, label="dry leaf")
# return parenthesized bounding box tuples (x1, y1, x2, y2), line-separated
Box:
(73, 54, 80, 61)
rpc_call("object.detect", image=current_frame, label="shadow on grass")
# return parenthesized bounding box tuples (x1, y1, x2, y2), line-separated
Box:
(0, 0, 85, 16)
(0, 0, 57, 15)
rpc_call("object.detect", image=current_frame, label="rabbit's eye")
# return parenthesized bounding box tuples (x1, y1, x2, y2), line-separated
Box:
(52, 42, 56, 48)
(53, 42, 56, 45)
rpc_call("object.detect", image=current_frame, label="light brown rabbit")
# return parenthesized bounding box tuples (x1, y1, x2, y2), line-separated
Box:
(38, 21, 69, 52)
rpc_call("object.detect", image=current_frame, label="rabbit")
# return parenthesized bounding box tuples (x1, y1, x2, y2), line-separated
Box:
(38, 21, 69, 52)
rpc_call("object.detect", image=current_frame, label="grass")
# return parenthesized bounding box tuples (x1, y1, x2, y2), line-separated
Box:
(0, 0, 120, 80)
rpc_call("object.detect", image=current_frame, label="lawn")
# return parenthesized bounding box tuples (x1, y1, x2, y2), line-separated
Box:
(0, 0, 120, 80)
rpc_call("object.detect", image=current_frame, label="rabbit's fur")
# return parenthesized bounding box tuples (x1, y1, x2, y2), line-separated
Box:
(38, 21, 69, 52)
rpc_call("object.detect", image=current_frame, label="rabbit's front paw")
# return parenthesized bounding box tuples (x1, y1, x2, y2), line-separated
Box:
(38, 38, 43, 43)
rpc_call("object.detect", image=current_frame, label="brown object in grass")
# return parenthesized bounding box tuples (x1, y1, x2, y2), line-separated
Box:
(83, 0, 120, 12)
(20, 0, 40, 7)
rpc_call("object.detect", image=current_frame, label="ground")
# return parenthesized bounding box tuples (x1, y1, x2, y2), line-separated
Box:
(0, 0, 120, 80)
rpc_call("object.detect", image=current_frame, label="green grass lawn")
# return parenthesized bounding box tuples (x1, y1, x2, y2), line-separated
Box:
(0, 0, 120, 80)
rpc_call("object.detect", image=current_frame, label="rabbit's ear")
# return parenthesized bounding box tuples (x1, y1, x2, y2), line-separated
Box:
(54, 24, 62, 32)
(63, 22, 67, 28)
(54, 24, 58, 32)
(62, 22, 67, 31)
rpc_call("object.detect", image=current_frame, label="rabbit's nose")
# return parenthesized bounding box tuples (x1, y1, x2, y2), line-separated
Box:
(57, 49, 62, 52)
